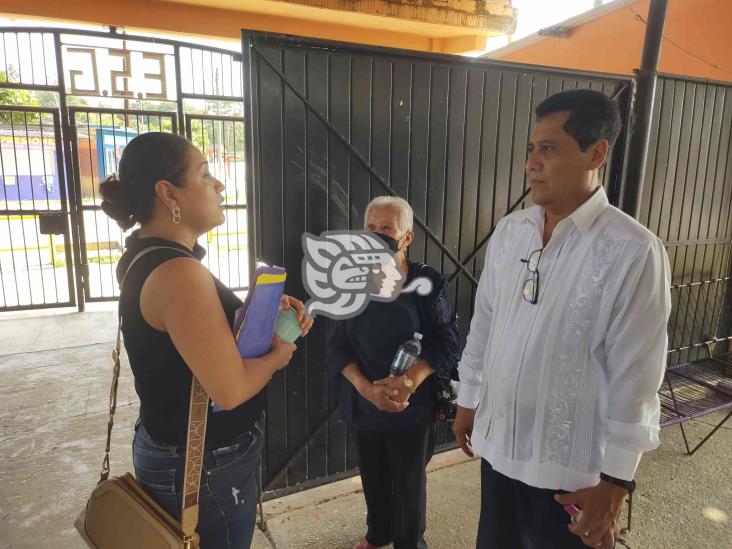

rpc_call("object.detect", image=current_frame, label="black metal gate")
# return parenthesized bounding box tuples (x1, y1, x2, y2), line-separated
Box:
(241, 31, 632, 495)
(69, 107, 178, 301)
(638, 74, 732, 366)
(0, 26, 248, 310)
(0, 105, 75, 310)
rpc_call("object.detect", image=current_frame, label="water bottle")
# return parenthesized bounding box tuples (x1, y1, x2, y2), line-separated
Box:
(390, 332, 423, 376)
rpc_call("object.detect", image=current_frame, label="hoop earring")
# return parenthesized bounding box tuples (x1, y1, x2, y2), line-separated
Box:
(171, 206, 182, 225)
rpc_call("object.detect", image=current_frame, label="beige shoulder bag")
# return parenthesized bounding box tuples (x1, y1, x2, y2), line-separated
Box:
(75, 246, 208, 549)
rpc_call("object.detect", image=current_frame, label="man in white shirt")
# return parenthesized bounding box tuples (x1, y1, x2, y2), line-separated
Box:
(453, 89, 671, 549)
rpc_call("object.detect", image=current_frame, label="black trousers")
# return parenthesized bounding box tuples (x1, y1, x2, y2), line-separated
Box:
(355, 422, 437, 549)
(477, 459, 588, 549)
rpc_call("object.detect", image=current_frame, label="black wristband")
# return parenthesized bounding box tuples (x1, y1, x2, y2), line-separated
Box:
(600, 472, 636, 494)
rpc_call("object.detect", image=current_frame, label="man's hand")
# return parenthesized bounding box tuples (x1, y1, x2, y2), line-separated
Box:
(452, 405, 477, 457)
(554, 481, 628, 548)
(374, 375, 412, 403)
(359, 381, 410, 413)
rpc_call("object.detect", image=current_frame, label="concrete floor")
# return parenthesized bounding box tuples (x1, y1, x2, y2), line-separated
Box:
(0, 309, 730, 549)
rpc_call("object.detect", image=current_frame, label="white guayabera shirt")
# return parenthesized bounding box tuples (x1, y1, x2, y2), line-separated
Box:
(458, 188, 672, 491)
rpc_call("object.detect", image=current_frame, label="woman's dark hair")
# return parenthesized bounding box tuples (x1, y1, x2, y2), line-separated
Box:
(535, 89, 621, 151)
(99, 132, 192, 230)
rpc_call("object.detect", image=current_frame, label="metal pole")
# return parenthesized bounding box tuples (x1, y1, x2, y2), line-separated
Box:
(620, 0, 668, 218)
(54, 32, 87, 311)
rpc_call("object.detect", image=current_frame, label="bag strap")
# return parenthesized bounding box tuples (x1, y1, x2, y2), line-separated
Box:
(100, 245, 209, 543)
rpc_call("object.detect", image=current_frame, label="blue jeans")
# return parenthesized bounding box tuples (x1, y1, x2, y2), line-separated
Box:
(132, 416, 264, 549)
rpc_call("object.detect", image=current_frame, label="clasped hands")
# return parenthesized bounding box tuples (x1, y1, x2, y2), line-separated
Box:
(359, 374, 414, 413)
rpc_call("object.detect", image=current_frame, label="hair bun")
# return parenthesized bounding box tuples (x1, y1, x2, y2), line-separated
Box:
(99, 175, 136, 231)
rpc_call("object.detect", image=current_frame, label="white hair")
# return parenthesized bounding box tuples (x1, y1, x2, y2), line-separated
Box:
(363, 196, 414, 235)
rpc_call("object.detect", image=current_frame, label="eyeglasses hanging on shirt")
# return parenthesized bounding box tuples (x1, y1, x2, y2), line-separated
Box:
(520, 248, 543, 304)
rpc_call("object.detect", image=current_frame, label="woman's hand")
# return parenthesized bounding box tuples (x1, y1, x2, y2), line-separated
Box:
(373, 375, 413, 404)
(359, 381, 410, 413)
(281, 294, 314, 336)
(270, 334, 297, 370)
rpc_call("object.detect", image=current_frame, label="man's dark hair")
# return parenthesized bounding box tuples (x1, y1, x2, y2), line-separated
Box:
(535, 89, 621, 151)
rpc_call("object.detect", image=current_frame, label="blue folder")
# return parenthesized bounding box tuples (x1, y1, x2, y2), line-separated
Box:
(212, 265, 287, 412)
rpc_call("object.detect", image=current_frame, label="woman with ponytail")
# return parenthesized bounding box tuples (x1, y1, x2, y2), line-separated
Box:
(100, 132, 313, 548)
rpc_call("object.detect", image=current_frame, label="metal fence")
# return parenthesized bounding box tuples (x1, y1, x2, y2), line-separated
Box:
(639, 75, 732, 365)
(241, 31, 633, 494)
(0, 27, 248, 309)
(0, 105, 73, 310)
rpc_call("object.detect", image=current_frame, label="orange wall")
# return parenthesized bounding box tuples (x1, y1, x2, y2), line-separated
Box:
(496, 0, 732, 83)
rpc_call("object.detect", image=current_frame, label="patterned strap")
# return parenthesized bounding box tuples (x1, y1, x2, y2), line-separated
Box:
(100, 245, 209, 540)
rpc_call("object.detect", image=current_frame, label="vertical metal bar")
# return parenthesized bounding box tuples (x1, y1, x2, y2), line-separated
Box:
(407, 63, 414, 205)
(9, 110, 35, 303)
(241, 31, 258, 280)
(472, 71, 488, 280)
(650, 81, 674, 235)
(4, 212, 21, 306)
(38, 112, 60, 302)
(85, 112, 101, 298)
(228, 120, 240, 287)
(174, 46, 185, 135)
(26, 111, 47, 304)
(108, 112, 121, 295)
(664, 82, 688, 285)
(50, 108, 74, 306)
(305, 50, 313, 475)
(279, 46, 289, 485)
(522, 76, 535, 206)
(719, 113, 732, 280)
(620, 0, 669, 218)
(387, 60, 394, 188)
(32, 214, 47, 304)
(38, 112, 51, 211)
(55, 33, 83, 310)
(0, 113, 8, 212)
(40, 33, 49, 86)
(14, 33, 21, 82)
(22, 110, 37, 210)
(454, 69, 470, 308)
(440, 67, 452, 274)
(0, 216, 6, 307)
(199, 118, 210, 272)
(219, 119, 228, 285)
(213, 119, 223, 282)
(368, 57, 374, 201)
(506, 74, 519, 212)
(26, 33, 36, 86)
(490, 74, 504, 233)
(208, 50, 215, 97)
(422, 65, 433, 261)
(2, 33, 9, 79)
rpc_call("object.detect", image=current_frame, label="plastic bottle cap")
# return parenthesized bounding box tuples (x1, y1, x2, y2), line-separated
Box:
(413, 332, 423, 340)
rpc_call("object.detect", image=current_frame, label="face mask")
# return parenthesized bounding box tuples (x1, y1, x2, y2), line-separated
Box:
(369, 231, 402, 253)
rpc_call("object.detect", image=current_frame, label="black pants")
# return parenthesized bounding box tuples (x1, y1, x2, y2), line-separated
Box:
(477, 459, 588, 549)
(355, 422, 437, 549)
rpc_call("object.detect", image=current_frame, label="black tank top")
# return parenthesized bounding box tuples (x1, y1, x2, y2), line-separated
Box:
(117, 232, 264, 448)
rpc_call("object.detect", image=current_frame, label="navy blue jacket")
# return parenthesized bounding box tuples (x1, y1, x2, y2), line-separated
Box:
(327, 262, 461, 431)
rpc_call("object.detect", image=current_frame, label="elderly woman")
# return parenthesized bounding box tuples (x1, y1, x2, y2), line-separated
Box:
(328, 196, 461, 549)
